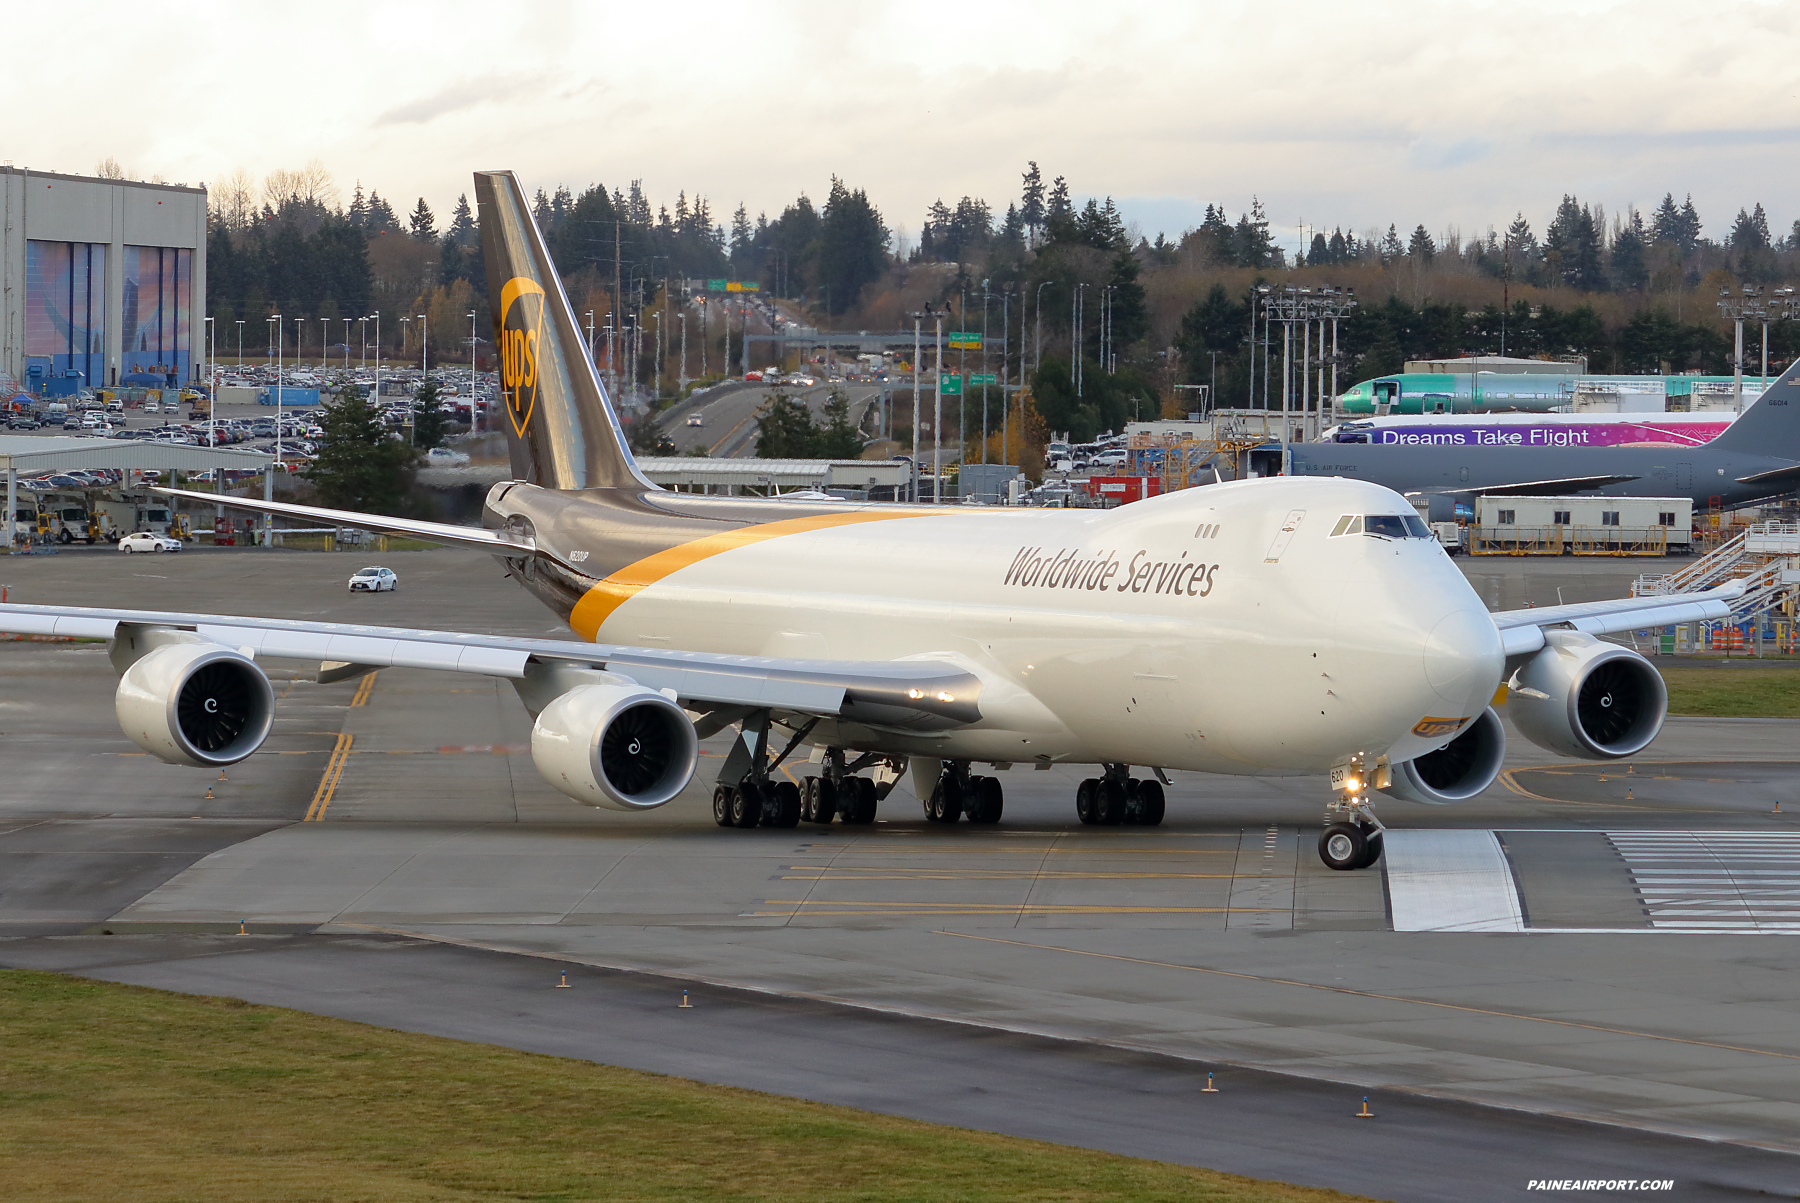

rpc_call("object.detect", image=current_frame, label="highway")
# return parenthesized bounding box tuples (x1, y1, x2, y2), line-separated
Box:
(3, 546, 1800, 1200)
(655, 378, 889, 458)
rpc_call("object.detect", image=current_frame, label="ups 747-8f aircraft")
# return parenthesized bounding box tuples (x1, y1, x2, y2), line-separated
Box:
(0, 172, 1745, 870)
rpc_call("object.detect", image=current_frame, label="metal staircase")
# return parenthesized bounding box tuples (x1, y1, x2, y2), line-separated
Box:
(1634, 523, 1800, 649)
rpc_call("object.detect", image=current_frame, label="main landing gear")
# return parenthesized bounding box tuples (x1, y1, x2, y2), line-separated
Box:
(922, 760, 1004, 825)
(710, 718, 892, 830)
(1318, 754, 1384, 870)
(1073, 765, 1166, 827)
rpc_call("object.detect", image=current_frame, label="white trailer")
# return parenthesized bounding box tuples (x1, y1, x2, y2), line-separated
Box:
(1471, 495, 1691, 555)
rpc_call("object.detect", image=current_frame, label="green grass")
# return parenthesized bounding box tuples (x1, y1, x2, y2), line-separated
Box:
(1662, 665, 1800, 717)
(0, 969, 1363, 1203)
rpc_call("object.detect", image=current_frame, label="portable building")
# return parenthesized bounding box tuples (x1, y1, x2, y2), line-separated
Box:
(1470, 495, 1690, 555)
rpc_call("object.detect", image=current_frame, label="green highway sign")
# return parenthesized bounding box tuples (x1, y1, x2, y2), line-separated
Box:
(968, 373, 997, 385)
(946, 331, 982, 349)
(939, 373, 963, 396)
(706, 279, 727, 291)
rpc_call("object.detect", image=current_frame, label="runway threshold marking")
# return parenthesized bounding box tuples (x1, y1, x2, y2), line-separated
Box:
(304, 733, 354, 822)
(940, 931, 1800, 1064)
(779, 868, 1244, 880)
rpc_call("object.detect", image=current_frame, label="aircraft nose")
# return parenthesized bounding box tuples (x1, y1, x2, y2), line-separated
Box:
(1422, 608, 1505, 710)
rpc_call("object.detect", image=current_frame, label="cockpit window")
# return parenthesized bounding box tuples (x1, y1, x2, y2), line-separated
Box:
(1363, 514, 1434, 539)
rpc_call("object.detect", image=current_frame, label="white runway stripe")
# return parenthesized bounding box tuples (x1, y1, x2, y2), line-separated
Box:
(1609, 831, 1800, 933)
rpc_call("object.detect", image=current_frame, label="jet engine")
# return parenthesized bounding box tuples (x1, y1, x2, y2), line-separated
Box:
(530, 675, 698, 810)
(114, 642, 276, 767)
(1381, 707, 1506, 804)
(1509, 632, 1666, 760)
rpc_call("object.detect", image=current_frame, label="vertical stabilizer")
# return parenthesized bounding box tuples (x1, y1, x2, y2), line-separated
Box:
(474, 170, 649, 490)
(1709, 359, 1800, 458)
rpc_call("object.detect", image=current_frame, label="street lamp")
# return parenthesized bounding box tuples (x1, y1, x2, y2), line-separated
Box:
(342, 317, 352, 373)
(468, 310, 478, 420)
(234, 320, 244, 370)
(418, 314, 428, 377)
(368, 312, 381, 405)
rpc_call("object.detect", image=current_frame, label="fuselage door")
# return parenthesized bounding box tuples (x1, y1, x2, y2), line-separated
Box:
(1263, 509, 1306, 563)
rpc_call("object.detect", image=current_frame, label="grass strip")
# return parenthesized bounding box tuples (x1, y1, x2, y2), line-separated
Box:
(1661, 666, 1800, 718)
(0, 969, 1363, 1203)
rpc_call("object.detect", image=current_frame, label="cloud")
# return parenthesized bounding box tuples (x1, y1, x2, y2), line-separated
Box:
(376, 75, 520, 126)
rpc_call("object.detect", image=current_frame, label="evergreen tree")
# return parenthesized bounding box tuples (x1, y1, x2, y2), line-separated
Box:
(1677, 195, 1702, 250)
(816, 389, 864, 457)
(1610, 209, 1649, 291)
(446, 193, 476, 247)
(1233, 198, 1278, 268)
(1408, 224, 1436, 263)
(1651, 193, 1682, 245)
(533, 188, 554, 228)
(1020, 162, 1045, 239)
(1308, 232, 1329, 266)
(347, 182, 368, 229)
(1327, 228, 1348, 263)
(1173, 284, 1246, 382)
(754, 394, 822, 457)
(365, 191, 399, 233)
(818, 176, 889, 315)
(729, 203, 754, 266)
(304, 385, 414, 512)
(1045, 176, 1072, 226)
(407, 197, 437, 243)
(412, 377, 448, 450)
(1380, 224, 1405, 263)
(999, 202, 1026, 251)
(1545, 195, 1603, 290)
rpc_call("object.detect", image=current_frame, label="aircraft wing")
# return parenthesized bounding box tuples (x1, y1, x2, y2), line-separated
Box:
(0, 603, 979, 729)
(1489, 581, 1745, 657)
(156, 488, 532, 555)
(1458, 474, 1640, 497)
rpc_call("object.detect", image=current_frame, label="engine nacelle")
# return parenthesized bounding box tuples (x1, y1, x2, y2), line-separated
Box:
(1381, 706, 1506, 805)
(115, 642, 276, 767)
(530, 675, 698, 811)
(1509, 632, 1666, 760)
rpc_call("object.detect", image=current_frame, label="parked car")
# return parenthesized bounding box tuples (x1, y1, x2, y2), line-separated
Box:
(118, 532, 182, 553)
(348, 565, 398, 592)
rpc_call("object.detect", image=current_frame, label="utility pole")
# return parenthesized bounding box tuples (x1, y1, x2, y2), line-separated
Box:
(907, 315, 921, 504)
(1035, 280, 1049, 373)
(1000, 290, 1010, 480)
(1718, 285, 1767, 416)
(934, 313, 944, 505)
(980, 280, 990, 465)
(679, 309, 688, 393)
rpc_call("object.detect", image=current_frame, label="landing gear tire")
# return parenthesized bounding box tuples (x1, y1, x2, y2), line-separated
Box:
(802, 777, 832, 823)
(771, 781, 802, 828)
(927, 776, 964, 824)
(842, 781, 878, 828)
(730, 781, 763, 829)
(1076, 778, 1099, 825)
(1131, 780, 1166, 827)
(712, 785, 733, 827)
(1095, 780, 1127, 826)
(967, 776, 1004, 824)
(843, 777, 878, 824)
(1319, 822, 1370, 871)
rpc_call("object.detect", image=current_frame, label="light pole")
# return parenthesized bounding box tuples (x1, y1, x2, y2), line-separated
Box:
(934, 312, 944, 505)
(358, 317, 368, 379)
(418, 313, 428, 378)
(369, 312, 381, 406)
(1718, 286, 1768, 416)
(1035, 280, 1050, 372)
(468, 310, 478, 419)
(912, 312, 922, 504)
(653, 310, 662, 400)
(203, 316, 216, 442)
(980, 280, 990, 465)
(399, 316, 411, 367)
(235, 320, 244, 370)
(342, 317, 352, 373)
(585, 311, 595, 361)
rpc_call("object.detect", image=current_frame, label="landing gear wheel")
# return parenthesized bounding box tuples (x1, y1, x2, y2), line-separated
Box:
(800, 777, 818, 822)
(1134, 780, 1166, 827)
(1076, 778, 1099, 825)
(771, 781, 801, 828)
(730, 781, 763, 829)
(845, 778, 878, 824)
(1095, 779, 1127, 826)
(1319, 822, 1369, 871)
(843, 778, 878, 824)
(815, 777, 838, 824)
(712, 785, 733, 827)
(967, 776, 1004, 824)
(928, 776, 964, 824)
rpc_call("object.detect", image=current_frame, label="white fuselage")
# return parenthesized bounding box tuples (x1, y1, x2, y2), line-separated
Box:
(594, 477, 1505, 774)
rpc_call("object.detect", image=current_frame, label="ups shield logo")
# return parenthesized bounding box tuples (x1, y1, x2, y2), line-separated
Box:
(1411, 716, 1470, 739)
(499, 276, 547, 437)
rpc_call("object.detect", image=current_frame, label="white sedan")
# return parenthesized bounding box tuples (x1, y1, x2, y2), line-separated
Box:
(348, 565, 398, 592)
(118, 532, 182, 553)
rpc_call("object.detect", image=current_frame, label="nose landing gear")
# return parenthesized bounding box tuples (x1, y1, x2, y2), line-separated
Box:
(1320, 755, 1385, 870)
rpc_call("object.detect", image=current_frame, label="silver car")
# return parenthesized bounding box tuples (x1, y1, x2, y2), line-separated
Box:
(348, 565, 397, 592)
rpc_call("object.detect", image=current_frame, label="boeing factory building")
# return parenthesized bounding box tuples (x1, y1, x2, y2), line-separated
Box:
(0, 167, 207, 393)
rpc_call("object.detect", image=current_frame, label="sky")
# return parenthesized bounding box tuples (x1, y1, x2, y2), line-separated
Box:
(10, 0, 1800, 254)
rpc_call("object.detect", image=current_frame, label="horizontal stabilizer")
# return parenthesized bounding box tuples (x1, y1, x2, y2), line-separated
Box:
(1736, 463, 1800, 487)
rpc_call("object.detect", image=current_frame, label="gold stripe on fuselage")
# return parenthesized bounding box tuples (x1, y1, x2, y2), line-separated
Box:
(568, 509, 932, 640)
